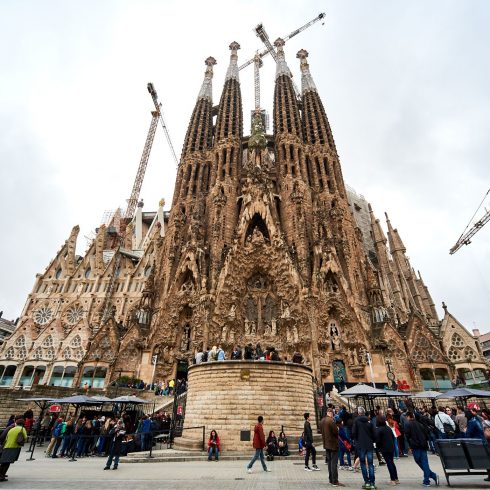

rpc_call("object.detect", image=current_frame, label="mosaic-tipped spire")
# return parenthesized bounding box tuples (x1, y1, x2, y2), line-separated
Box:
(274, 38, 290, 79)
(197, 56, 217, 101)
(225, 42, 240, 82)
(296, 49, 317, 94)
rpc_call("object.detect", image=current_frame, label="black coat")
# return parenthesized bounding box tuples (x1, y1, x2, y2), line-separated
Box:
(405, 419, 429, 450)
(304, 420, 314, 446)
(376, 426, 395, 453)
(352, 416, 375, 450)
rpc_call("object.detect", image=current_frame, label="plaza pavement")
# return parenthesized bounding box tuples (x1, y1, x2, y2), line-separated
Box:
(2, 447, 490, 489)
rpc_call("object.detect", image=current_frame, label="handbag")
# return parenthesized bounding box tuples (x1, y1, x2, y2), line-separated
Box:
(437, 415, 455, 437)
(16, 430, 25, 447)
(341, 438, 352, 451)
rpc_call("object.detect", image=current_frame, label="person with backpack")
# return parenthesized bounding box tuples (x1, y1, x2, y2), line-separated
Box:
(435, 406, 455, 439)
(51, 417, 67, 458)
(246, 416, 270, 473)
(352, 406, 376, 490)
(0, 417, 27, 482)
(405, 412, 439, 487)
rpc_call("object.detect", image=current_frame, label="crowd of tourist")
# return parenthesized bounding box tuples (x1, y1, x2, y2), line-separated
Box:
(194, 343, 304, 364)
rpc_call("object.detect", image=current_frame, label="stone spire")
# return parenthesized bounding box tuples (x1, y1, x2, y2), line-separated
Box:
(197, 56, 217, 101)
(215, 42, 243, 142)
(274, 38, 290, 79)
(296, 49, 317, 94)
(369, 204, 387, 245)
(385, 213, 406, 253)
(225, 41, 240, 82)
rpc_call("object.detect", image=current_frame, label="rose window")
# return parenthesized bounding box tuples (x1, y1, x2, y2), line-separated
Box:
(448, 346, 461, 361)
(67, 305, 84, 325)
(14, 336, 26, 347)
(463, 347, 477, 360)
(42, 336, 54, 347)
(70, 335, 82, 348)
(34, 306, 53, 325)
(451, 334, 464, 348)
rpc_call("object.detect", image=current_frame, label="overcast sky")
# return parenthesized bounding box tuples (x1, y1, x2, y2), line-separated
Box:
(1, 0, 489, 333)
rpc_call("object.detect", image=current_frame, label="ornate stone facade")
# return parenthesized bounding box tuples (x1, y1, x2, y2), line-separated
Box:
(1, 41, 487, 392)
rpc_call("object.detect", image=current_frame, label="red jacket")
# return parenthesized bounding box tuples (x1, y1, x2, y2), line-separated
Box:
(208, 435, 220, 451)
(252, 423, 266, 449)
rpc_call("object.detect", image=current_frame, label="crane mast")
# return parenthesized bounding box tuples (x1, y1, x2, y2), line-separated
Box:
(147, 82, 179, 167)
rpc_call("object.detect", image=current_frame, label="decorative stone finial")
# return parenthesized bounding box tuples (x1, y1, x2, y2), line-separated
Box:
(274, 38, 290, 80)
(248, 112, 267, 151)
(226, 42, 240, 81)
(296, 49, 317, 94)
(159, 198, 165, 208)
(198, 57, 216, 101)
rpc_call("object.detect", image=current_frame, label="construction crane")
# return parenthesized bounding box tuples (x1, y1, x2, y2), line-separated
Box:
(147, 82, 179, 167)
(98, 83, 173, 326)
(450, 188, 490, 254)
(239, 13, 325, 106)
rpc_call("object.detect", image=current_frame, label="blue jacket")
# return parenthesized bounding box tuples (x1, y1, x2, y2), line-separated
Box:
(466, 417, 484, 441)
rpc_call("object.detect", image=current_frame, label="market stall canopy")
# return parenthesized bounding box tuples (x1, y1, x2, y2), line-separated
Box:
(53, 395, 104, 405)
(436, 388, 490, 399)
(384, 390, 412, 397)
(89, 395, 113, 403)
(15, 397, 56, 409)
(111, 395, 147, 404)
(339, 384, 386, 397)
(412, 390, 443, 399)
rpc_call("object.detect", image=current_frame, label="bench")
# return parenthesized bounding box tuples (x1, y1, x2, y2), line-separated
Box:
(435, 438, 490, 486)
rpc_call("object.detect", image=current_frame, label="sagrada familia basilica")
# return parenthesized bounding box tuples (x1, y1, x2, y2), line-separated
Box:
(0, 38, 487, 392)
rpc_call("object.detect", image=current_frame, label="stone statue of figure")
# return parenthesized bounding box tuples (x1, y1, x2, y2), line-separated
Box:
(281, 301, 290, 319)
(245, 319, 251, 336)
(349, 348, 357, 365)
(264, 322, 271, 336)
(77, 283, 84, 294)
(250, 321, 256, 335)
(229, 328, 235, 343)
(228, 304, 236, 319)
(271, 318, 277, 336)
(293, 325, 299, 343)
(286, 327, 292, 343)
(221, 325, 228, 343)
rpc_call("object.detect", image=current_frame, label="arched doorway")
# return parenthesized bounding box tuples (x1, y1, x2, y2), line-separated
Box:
(176, 359, 189, 381)
(333, 359, 347, 391)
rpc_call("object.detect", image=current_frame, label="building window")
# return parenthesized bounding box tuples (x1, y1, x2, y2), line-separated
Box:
(79, 365, 107, 389)
(0, 365, 17, 386)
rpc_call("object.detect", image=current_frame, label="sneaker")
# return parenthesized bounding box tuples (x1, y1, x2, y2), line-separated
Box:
(312, 465, 320, 471)
(112, 466, 118, 470)
(347, 466, 354, 471)
(324, 461, 329, 465)
(247, 468, 252, 474)
(371, 485, 377, 490)
(388, 482, 397, 486)
(362, 484, 370, 489)
(332, 483, 346, 487)
(305, 466, 313, 472)
(379, 461, 386, 465)
(103, 467, 110, 470)
(422, 484, 431, 488)
(265, 468, 271, 472)
(433, 474, 439, 486)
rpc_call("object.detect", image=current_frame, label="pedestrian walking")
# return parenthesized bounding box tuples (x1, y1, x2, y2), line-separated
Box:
(405, 412, 439, 487)
(320, 408, 344, 486)
(0, 417, 27, 482)
(376, 415, 399, 486)
(104, 419, 126, 470)
(304, 412, 320, 471)
(352, 406, 376, 489)
(246, 416, 270, 473)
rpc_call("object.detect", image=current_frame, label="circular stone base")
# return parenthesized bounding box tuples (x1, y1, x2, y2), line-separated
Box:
(180, 360, 316, 451)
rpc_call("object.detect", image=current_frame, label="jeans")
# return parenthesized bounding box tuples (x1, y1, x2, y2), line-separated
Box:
(393, 435, 399, 458)
(338, 445, 351, 466)
(382, 451, 398, 481)
(97, 436, 107, 454)
(247, 448, 267, 470)
(412, 448, 437, 485)
(325, 448, 339, 484)
(305, 443, 316, 467)
(208, 446, 219, 460)
(106, 450, 120, 468)
(357, 447, 375, 485)
(52, 437, 62, 457)
(60, 435, 71, 456)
